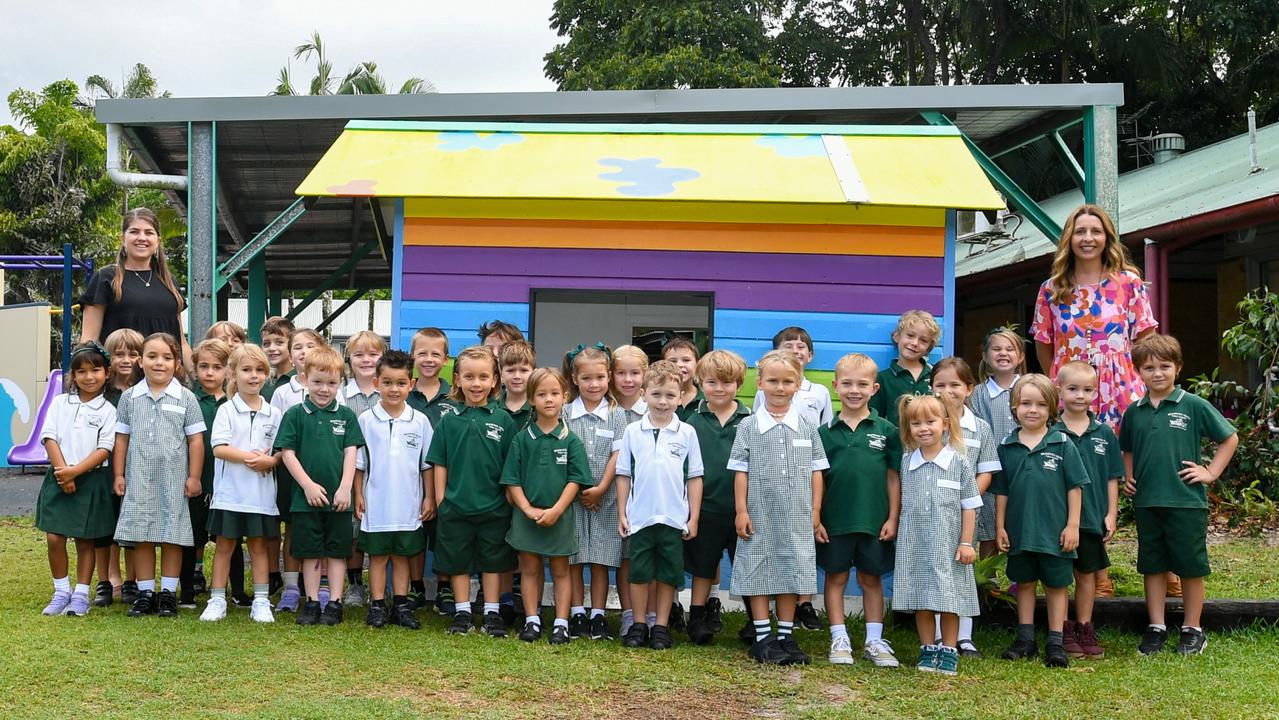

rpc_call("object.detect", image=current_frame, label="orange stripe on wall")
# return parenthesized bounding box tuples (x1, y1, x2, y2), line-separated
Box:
(402, 217, 944, 257)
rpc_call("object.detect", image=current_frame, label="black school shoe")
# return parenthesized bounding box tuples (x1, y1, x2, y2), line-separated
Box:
(366, 603, 389, 628)
(795, 602, 821, 631)
(92, 581, 114, 607)
(519, 622, 543, 642)
(177, 592, 198, 610)
(482, 611, 507, 638)
(121, 581, 140, 606)
(779, 636, 811, 665)
(230, 591, 254, 607)
(705, 597, 724, 633)
(549, 625, 571, 645)
(622, 622, 650, 648)
(1139, 626, 1170, 656)
(156, 590, 179, 617)
(1044, 642, 1069, 668)
(498, 603, 517, 628)
(686, 615, 715, 645)
(739, 618, 758, 646)
(749, 635, 789, 665)
(319, 600, 344, 626)
(193, 569, 207, 595)
(669, 602, 686, 632)
(296, 600, 322, 626)
(1002, 637, 1039, 660)
(568, 612, 589, 638)
(649, 624, 674, 650)
(392, 604, 421, 630)
(1175, 627, 1207, 655)
(448, 611, 474, 635)
(127, 589, 157, 617)
(589, 614, 612, 640)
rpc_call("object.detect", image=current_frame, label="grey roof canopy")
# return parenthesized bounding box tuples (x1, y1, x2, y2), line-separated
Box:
(94, 84, 1123, 335)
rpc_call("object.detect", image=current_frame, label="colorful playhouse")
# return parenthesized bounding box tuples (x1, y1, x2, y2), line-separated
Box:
(297, 121, 1004, 387)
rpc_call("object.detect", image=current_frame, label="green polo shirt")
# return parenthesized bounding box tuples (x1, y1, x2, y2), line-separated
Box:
(1052, 416, 1123, 534)
(408, 379, 459, 429)
(818, 409, 902, 536)
(684, 399, 751, 515)
(676, 386, 706, 422)
(194, 385, 227, 495)
(500, 421, 594, 506)
(262, 369, 294, 403)
(498, 391, 533, 432)
(871, 359, 932, 426)
(425, 400, 515, 515)
(992, 431, 1089, 557)
(1119, 388, 1236, 509)
(275, 398, 365, 513)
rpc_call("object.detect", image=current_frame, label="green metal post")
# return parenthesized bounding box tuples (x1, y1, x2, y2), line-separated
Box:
(268, 290, 282, 318)
(248, 254, 267, 343)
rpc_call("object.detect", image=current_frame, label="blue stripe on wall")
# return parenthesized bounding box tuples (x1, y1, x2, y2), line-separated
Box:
(396, 300, 529, 351)
(715, 309, 945, 371)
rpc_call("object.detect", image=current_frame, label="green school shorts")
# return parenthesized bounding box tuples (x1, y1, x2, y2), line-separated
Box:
(682, 511, 736, 579)
(628, 523, 685, 587)
(1073, 531, 1110, 573)
(817, 532, 895, 577)
(359, 529, 427, 557)
(1135, 506, 1210, 578)
(1006, 551, 1075, 589)
(432, 504, 516, 576)
(289, 511, 353, 560)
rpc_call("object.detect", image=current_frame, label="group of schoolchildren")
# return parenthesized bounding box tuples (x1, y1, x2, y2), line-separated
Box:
(35, 309, 1237, 676)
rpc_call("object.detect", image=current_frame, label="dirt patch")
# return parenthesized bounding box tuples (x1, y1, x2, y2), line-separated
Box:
(505, 684, 768, 720)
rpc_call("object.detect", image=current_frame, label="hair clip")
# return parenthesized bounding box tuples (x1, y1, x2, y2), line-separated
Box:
(71, 340, 110, 363)
(565, 341, 608, 363)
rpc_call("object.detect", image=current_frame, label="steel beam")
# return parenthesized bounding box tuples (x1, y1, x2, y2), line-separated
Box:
(315, 289, 370, 334)
(1051, 130, 1086, 191)
(215, 196, 310, 290)
(187, 121, 217, 343)
(286, 239, 380, 320)
(1084, 105, 1120, 221)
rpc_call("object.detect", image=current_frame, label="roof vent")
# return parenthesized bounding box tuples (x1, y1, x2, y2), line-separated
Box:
(1151, 133, 1185, 164)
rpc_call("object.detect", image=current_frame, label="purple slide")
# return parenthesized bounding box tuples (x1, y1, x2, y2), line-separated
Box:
(7, 370, 62, 468)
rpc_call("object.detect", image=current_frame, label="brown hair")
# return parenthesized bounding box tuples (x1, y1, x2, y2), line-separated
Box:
(110, 208, 186, 311)
(978, 326, 1028, 382)
(411, 327, 450, 356)
(932, 356, 977, 389)
(898, 394, 965, 452)
(892, 310, 942, 351)
(499, 340, 536, 369)
(290, 328, 325, 351)
(772, 326, 814, 352)
(1056, 360, 1098, 385)
(260, 316, 295, 340)
(226, 343, 271, 397)
(1131, 333, 1183, 368)
(757, 349, 804, 383)
(104, 328, 144, 357)
(660, 336, 700, 360)
(301, 345, 344, 377)
(563, 343, 613, 403)
(696, 349, 747, 385)
(477, 320, 524, 344)
(193, 338, 232, 366)
(1011, 373, 1060, 425)
(528, 367, 569, 398)
(205, 321, 247, 344)
(449, 346, 500, 402)
(135, 332, 186, 384)
(1047, 204, 1140, 304)
(644, 360, 683, 390)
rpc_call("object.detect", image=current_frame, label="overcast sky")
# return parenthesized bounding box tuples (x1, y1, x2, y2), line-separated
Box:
(0, 0, 561, 127)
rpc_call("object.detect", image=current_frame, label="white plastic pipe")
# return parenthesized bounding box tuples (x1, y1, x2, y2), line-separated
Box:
(105, 123, 188, 190)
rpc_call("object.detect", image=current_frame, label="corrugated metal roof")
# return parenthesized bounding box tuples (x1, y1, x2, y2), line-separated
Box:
(957, 121, 1279, 277)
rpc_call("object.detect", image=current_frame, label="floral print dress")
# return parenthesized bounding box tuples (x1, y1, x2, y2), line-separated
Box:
(1031, 270, 1158, 429)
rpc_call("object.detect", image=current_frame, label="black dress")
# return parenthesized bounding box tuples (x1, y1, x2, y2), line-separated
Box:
(80, 266, 182, 341)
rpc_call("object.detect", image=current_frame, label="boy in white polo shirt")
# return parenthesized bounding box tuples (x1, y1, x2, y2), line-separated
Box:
(616, 360, 704, 651)
(354, 350, 436, 630)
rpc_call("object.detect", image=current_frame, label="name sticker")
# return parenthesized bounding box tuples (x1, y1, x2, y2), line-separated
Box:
(161, 404, 186, 415)
(937, 479, 962, 490)
(792, 439, 812, 448)
(595, 429, 614, 439)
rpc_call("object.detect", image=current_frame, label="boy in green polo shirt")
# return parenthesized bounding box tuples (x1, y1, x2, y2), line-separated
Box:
(426, 346, 518, 637)
(870, 310, 940, 426)
(407, 326, 459, 612)
(498, 341, 535, 431)
(1053, 361, 1123, 659)
(683, 350, 751, 645)
(275, 346, 365, 627)
(1121, 334, 1237, 656)
(817, 353, 901, 668)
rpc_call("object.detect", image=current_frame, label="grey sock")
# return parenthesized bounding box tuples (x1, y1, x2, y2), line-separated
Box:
(210, 588, 226, 600)
(1017, 623, 1035, 642)
(1047, 630, 1063, 647)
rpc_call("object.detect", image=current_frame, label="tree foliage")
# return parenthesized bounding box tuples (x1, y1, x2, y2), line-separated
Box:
(271, 32, 436, 96)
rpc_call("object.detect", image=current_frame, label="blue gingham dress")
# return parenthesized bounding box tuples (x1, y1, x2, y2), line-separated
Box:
(958, 408, 1003, 542)
(113, 379, 207, 546)
(728, 410, 829, 596)
(893, 446, 982, 616)
(563, 400, 630, 566)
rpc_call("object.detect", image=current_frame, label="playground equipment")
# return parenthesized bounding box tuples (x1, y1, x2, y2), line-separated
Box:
(0, 244, 94, 468)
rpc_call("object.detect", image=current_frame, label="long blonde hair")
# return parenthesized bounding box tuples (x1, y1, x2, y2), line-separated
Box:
(111, 208, 186, 310)
(1047, 204, 1139, 304)
(898, 394, 965, 453)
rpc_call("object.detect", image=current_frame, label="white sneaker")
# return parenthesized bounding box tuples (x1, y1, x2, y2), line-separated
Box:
(828, 635, 854, 665)
(200, 596, 227, 622)
(250, 597, 275, 623)
(343, 583, 366, 608)
(864, 638, 901, 667)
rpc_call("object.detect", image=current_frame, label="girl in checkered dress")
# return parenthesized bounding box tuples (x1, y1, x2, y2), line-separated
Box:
(561, 344, 629, 639)
(893, 394, 982, 675)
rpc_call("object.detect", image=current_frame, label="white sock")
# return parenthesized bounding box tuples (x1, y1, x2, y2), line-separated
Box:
(159, 576, 179, 593)
(646, 611, 657, 627)
(571, 605, 586, 616)
(590, 607, 605, 619)
(52, 577, 71, 593)
(934, 614, 942, 642)
(283, 571, 299, 589)
(865, 622, 883, 643)
(754, 619, 772, 641)
(74, 583, 91, 597)
(484, 602, 500, 615)
(830, 623, 849, 641)
(138, 579, 156, 593)
(211, 588, 227, 600)
(1186, 625, 1202, 633)
(958, 616, 974, 641)
(553, 617, 569, 629)
(1150, 623, 1167, 631)
(525, 615, 541, 627)
(621, 609, 634, 625)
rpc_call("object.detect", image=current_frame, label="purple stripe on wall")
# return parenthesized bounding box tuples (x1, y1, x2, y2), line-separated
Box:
(401, 273, 943, 315)
(402, 246, 943, 288)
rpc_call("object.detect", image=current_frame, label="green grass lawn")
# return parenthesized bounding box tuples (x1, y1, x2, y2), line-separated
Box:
(4, 515, 1278, 720)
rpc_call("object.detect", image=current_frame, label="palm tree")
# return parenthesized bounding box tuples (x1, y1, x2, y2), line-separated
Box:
(84, 63, 172, 101)
(271, 32, 436, 96)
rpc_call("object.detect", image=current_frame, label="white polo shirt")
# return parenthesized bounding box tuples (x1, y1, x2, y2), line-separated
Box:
(40, 392, 116, 467)
(356, 403, 433, 532)
(209, 394, 282, 515)
(753, 378, 834, 429)
(270, 376, 307, 415)
(615, 413, 704, 534)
